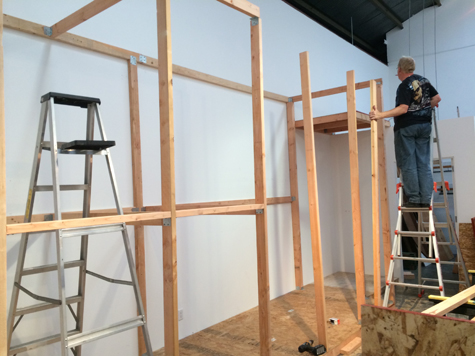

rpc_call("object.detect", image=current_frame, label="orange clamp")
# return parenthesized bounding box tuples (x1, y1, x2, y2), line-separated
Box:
(396, 183, 402, 194)
(445, 181, 450, 191)
(433, 182, 437, 192)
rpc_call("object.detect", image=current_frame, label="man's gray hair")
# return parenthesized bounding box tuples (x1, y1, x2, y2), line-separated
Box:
(398, 56, 416, 73)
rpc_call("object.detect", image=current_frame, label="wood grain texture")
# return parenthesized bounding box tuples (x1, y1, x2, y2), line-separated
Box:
(458, 223, 475, 290)
(50, 0, 122, 38)
(340, 336, 361, 355)
(157, 1, 178, 355)
(299, 51, 327, 346)
(251, 18, 271, 356)
(423, 284, 475, 316)
(0, 0, 6, 354)
(290, 78, 382, 102)
(362, 305, 475, 355)
(216, 0, 260, 17)
(286, 102, 304, 289)
(376, 83, 394, 304)
(346, 70, 365, 321)
(3, 15, 288, 103)
(127, 60, 147, 355)
(370, 80, 381, 306)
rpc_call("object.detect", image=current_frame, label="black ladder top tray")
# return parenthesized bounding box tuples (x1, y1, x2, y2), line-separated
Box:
(60, 140, 115, 151)
(41, 92, 101, 108)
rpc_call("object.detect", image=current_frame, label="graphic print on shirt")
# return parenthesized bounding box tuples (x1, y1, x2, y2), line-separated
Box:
(407, 77, 432, 118)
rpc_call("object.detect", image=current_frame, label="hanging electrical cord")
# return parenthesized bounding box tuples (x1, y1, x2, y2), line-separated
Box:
(408, 0, 412, 55)
(433, 0, 439, 119)
(422, 0, 426, 76)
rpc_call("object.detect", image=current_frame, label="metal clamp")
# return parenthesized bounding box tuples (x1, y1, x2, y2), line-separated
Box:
(251, 17, 259, 26)
(130, 56, 137, 65)
(163, 218, 171, 226)
(256, 209, 264, 215)
(288, 98, 293, 103)
(139, 55, 147, 64)
(43, 26, 53, 37)
(291, 196, 296, 202)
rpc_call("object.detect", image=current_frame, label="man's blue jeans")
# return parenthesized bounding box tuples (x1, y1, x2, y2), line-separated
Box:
(394, 122, 433, 204)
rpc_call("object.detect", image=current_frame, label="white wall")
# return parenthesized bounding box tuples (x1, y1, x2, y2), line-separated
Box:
(3, 0, 390, 354)
(386, 0, 475, 121)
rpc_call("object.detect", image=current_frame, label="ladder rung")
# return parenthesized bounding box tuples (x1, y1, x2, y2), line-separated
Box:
(432, 202, 446, 208)
(15, 295, 82, 316)
(67, 316, 144, 349)
(35, 184, 88, 192)
(9, 330, 80, 355)
(388, 281, 441, 290)
(422, 241, 454, 245)
(41, 142, 108, 155)
(400, 207, 431, 213)
(22, 260, 85, 276)
(398, 231, 432, 237)
(61, 223, 124, 238)
(423, 222, 449, 228)
(422, 278, 466, 285)
(392, 256, 437, 263)
(440, 261, 461, 265)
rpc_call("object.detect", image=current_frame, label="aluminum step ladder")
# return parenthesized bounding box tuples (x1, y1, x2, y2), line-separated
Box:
(383, 110, 470, 307)
(7, 92, 153, 356)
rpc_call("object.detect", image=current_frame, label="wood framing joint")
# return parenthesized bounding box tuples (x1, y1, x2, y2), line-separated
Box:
(251, 17, 259, 26)
(288, 97, 293, 102)
(163, 218, 171, 226)
(130, 55, 137, 65)
(256, 209, 264, 214)
(291, 196, 296, 202)
(139, 55, 147, 64)
(43, 26, 52, 36)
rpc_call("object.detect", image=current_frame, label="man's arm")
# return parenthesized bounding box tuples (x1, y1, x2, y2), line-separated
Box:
(431, 94, 441, 108)
(369, 104, 408, 121)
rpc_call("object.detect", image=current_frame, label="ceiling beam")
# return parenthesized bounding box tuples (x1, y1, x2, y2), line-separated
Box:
(368, 0, 403, 29)
(284, 0, 382, 57)
(47, 0, 122, 39)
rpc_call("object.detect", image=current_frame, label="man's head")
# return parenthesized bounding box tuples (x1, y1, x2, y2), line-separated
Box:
(397, 56, 415, 81)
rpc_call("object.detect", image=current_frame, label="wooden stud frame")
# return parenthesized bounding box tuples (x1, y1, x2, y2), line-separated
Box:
(1, 0, 279, 355)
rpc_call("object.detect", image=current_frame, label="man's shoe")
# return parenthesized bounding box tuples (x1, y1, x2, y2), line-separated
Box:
(405, 202, 420, 208)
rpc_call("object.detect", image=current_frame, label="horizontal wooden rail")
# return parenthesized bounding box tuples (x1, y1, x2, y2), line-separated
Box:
(3, 15, 287, 103)
(216, 0, 260, 18)
(290, 78, 383, 103)
(176, 204, 264, 218)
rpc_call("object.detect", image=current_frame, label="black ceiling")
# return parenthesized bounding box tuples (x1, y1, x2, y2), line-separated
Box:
(282, 0, 441, 64)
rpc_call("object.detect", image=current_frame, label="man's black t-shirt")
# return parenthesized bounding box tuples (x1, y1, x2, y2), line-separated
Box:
(394, 74, 438, 131)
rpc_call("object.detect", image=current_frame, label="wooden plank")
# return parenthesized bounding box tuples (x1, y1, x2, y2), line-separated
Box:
(340, 336, 362, 355)
(3, 15, 288, 103)
(127, 59, 147, 356)
(157, 1, 178, 355)
(176, 204, 264, 217)
(346, 70, 365, 321)
(50, 0, 122, 39)
(299, 51, 327, 346)
(216, 0, 260, 18)
(362, 305, 475, 355)
(423, 285, 475, 316)
(370, 80, 381, 306)
(376, 83, 394, 304)
(295, 111, 370, 130)
(250, 17, 271, 356)
(6, 211, 170, 235)
(290, 79, 383, 102)
(286, 102, 304, 289)
(0, 0, 6, 354)
(326, 329, 361, 356)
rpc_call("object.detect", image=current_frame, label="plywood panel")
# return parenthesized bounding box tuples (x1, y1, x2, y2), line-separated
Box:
(459, 223, 475, 289)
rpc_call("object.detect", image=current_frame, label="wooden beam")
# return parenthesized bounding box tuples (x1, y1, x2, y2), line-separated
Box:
(370, 80, 381, 306)
(216, 0, 260, 18)
(295, 111, 371, 129)
(299, 51, 327, 346)
(423, 285, 475, 316)
(346, 70, 366, 321)
(326, 329, 361, 356)
(0, 0, 6, 353)
(290, 79, 382, 102)
(176, 204, 264, 218)
(127, 59, 147, 356)
(251, 17, 271, 356)
(376, 83, 394, 304)
(3, 15, 288, 103)
(49, 0, 122, 39)
(157, 1, 178, 355)
(286, 102, 304, 289)
(6, 211, 171, 235)
(340, 336, 362, 355)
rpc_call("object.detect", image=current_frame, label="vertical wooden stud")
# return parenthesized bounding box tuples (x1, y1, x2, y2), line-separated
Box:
(157, 0, 179, 355)
(286, 101, 304, 289)
(127, 60, 147, 356)
(370, 80, 381, 306)
(299, 51, 327, 346)
(0, 0, 7, 354)
(346, 70, 365, 320)
(250, 16, 271, 356)
(376, 82, 394, 303)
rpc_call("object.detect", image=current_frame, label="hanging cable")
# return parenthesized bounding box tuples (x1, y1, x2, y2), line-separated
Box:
(434, 1, 439, 119)
(408, 0, 412, 55)
(422, 0, 426, 76)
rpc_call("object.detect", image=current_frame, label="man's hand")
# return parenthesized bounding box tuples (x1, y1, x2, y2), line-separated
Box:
(369, 105, 381, 121)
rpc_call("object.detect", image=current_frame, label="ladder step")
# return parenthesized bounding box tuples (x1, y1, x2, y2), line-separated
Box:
(422, 278, 466, 285)
(423, 222, 449, 228)
(388, 281, 441, 290)
(67, 316, 145, 349)
(22, 260, 85, 276)
(398, 231, 432, 237)
(400, 207, 431, 213)
(35, 184, 88, 192)
(9, 330, 80, 355)
(421, 241, 455, 245)
(61, 223, 125, 238)
(41, 92, 101, 108)
(432, 202, 446, 208)
(41, 141, 111, 155)
(392, 256, 437, 263)
(15, 295, 82, 316)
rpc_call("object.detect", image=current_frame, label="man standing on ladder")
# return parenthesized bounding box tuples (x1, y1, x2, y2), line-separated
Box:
(370, 56, 441, 207)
